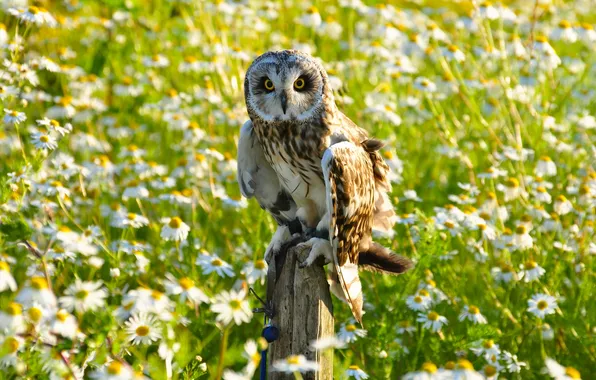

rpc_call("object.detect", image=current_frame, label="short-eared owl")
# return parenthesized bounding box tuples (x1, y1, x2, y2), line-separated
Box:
(237, 50, 412, 323)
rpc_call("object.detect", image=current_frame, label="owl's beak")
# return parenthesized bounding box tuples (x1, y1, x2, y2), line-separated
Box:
(280, 91, 288, 114)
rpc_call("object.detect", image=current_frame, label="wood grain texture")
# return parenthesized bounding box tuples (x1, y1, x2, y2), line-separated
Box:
(267, 244, 334, 380)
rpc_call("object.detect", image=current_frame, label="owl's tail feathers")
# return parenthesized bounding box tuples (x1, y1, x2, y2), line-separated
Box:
(358, 242, 414, 275)
(329, 262, 364, 326)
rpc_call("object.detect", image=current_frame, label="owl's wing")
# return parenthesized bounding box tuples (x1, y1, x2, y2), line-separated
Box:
(237, 120, 297, 225)
(321, 141, 376, 325)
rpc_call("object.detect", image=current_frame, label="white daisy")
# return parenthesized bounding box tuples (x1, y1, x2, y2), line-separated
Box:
(518, 260, 546, 283)
(111, 212, 150, 229)
(471, 339, 500, 360)
(554, 195, 573, 215)
(164, 274, 209, 305)
(90, 360, 135, 380)
(0, 262, 17, 292)
(124, 313, 162, 345)
(210, 289, 252, 326)
(242, 259, 268, 285)
(545, 357, 582, 379)
(50, 309, 78, 339)
(3, 109, 26, 125)
(458, 305, 487, 324)
(345, 365, 369, 379)
(527, 293, 558, 319)
(196, 253, 235, 277)
(417, 311, 448, 332)
(160, 217, 190, 242)
(0, 303, 26, 334)
(272, 354, 319, 373)
(406, 289, 432, 311)
(0, 335, 24, 367)
(16, 276, 57, 310)
(59, 280, 107, 313)
(31, 132, 58, 150)
(337, 323, 367, 343)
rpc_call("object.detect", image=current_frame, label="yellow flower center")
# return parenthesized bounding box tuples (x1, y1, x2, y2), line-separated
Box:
(515, 225, 527, 235)
(556, 195, 567, 202)
(28, 307, 42, 322)
(56, 310, 69, 322)
(229, 300, 242, 310)
(414, 296, 423, 304)
(535, 35, 548, 43)
(427, 311, 439, 321)
(457, 359, 474, 370)
(537, 186, 547, 193)
(211, 258, 223, 267)
(469, 306, 480, 314)
(565, 367, 581, 379)
(524, 260, 537, 269)
(0, 262, 9, 272)
(127, 213, 137, 220)
(6, 303, 22, 316)
(31, 276, 48, 290)
(558, 20, 571, 29)
(484, 365, 497, 376)
(348, 365, 360, 370)
(419, 289, 430, 297)
(483, 340, 494, 349)
(168, 217, 182, 228)
(448, 45, 458, 52)
(443, 221, 455, 229)
(40, 135, 50, 143)
(75, 289, 88, 299)
(136, 325, 150, 336)
(151, 290, 163, 300)
(444, 361, 455, 370)
(4, 337, 19, 353)
(537, 300, 549, 310)
(107, 361, 123, 375)
(179, 277, 194, 290)
(345, 324, 357, 332)
(422, 362, 437, 373)
(255, 260, 266, 270)
(506, 177, 519, 188)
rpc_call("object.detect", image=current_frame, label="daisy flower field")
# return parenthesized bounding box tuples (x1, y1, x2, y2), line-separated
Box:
(0, 0, 594, 378)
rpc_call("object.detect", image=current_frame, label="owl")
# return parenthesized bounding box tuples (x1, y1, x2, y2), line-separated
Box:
(237, 50, 412, 323)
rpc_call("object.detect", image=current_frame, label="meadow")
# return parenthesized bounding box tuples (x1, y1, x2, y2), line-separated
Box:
(0, 0, 595, 378)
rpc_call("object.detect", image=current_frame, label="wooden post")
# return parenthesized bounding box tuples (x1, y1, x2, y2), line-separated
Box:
(266, 242, 334, 380)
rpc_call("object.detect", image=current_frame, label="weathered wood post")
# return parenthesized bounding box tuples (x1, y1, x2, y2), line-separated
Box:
(266, 242, 334, 379)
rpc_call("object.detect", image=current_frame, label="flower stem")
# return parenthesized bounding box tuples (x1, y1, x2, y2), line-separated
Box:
(215, 326, 230, 379)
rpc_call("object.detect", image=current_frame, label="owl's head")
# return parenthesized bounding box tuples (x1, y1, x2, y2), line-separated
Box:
(244, 50, 332, 122)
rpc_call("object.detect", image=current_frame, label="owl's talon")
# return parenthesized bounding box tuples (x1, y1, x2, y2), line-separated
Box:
(265, 225, 292, 264)
(296, 237, 333, 268)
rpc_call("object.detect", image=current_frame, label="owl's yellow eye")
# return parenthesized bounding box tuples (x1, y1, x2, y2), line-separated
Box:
(264, 78, 274, 91)
(294, 78, 305, 90)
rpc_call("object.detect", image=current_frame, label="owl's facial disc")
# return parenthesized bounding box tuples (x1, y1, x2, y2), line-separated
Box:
(248, 57, 323, 121)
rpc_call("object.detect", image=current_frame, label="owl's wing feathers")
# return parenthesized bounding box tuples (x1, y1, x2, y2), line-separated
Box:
(237, 120, 297, 224)
(322, 141, 376, 325)
(322, 139, 414, 324)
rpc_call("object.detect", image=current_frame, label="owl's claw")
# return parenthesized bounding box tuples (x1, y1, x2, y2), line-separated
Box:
(265, 225, 291, 264)
(296, 237, 333, 268)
